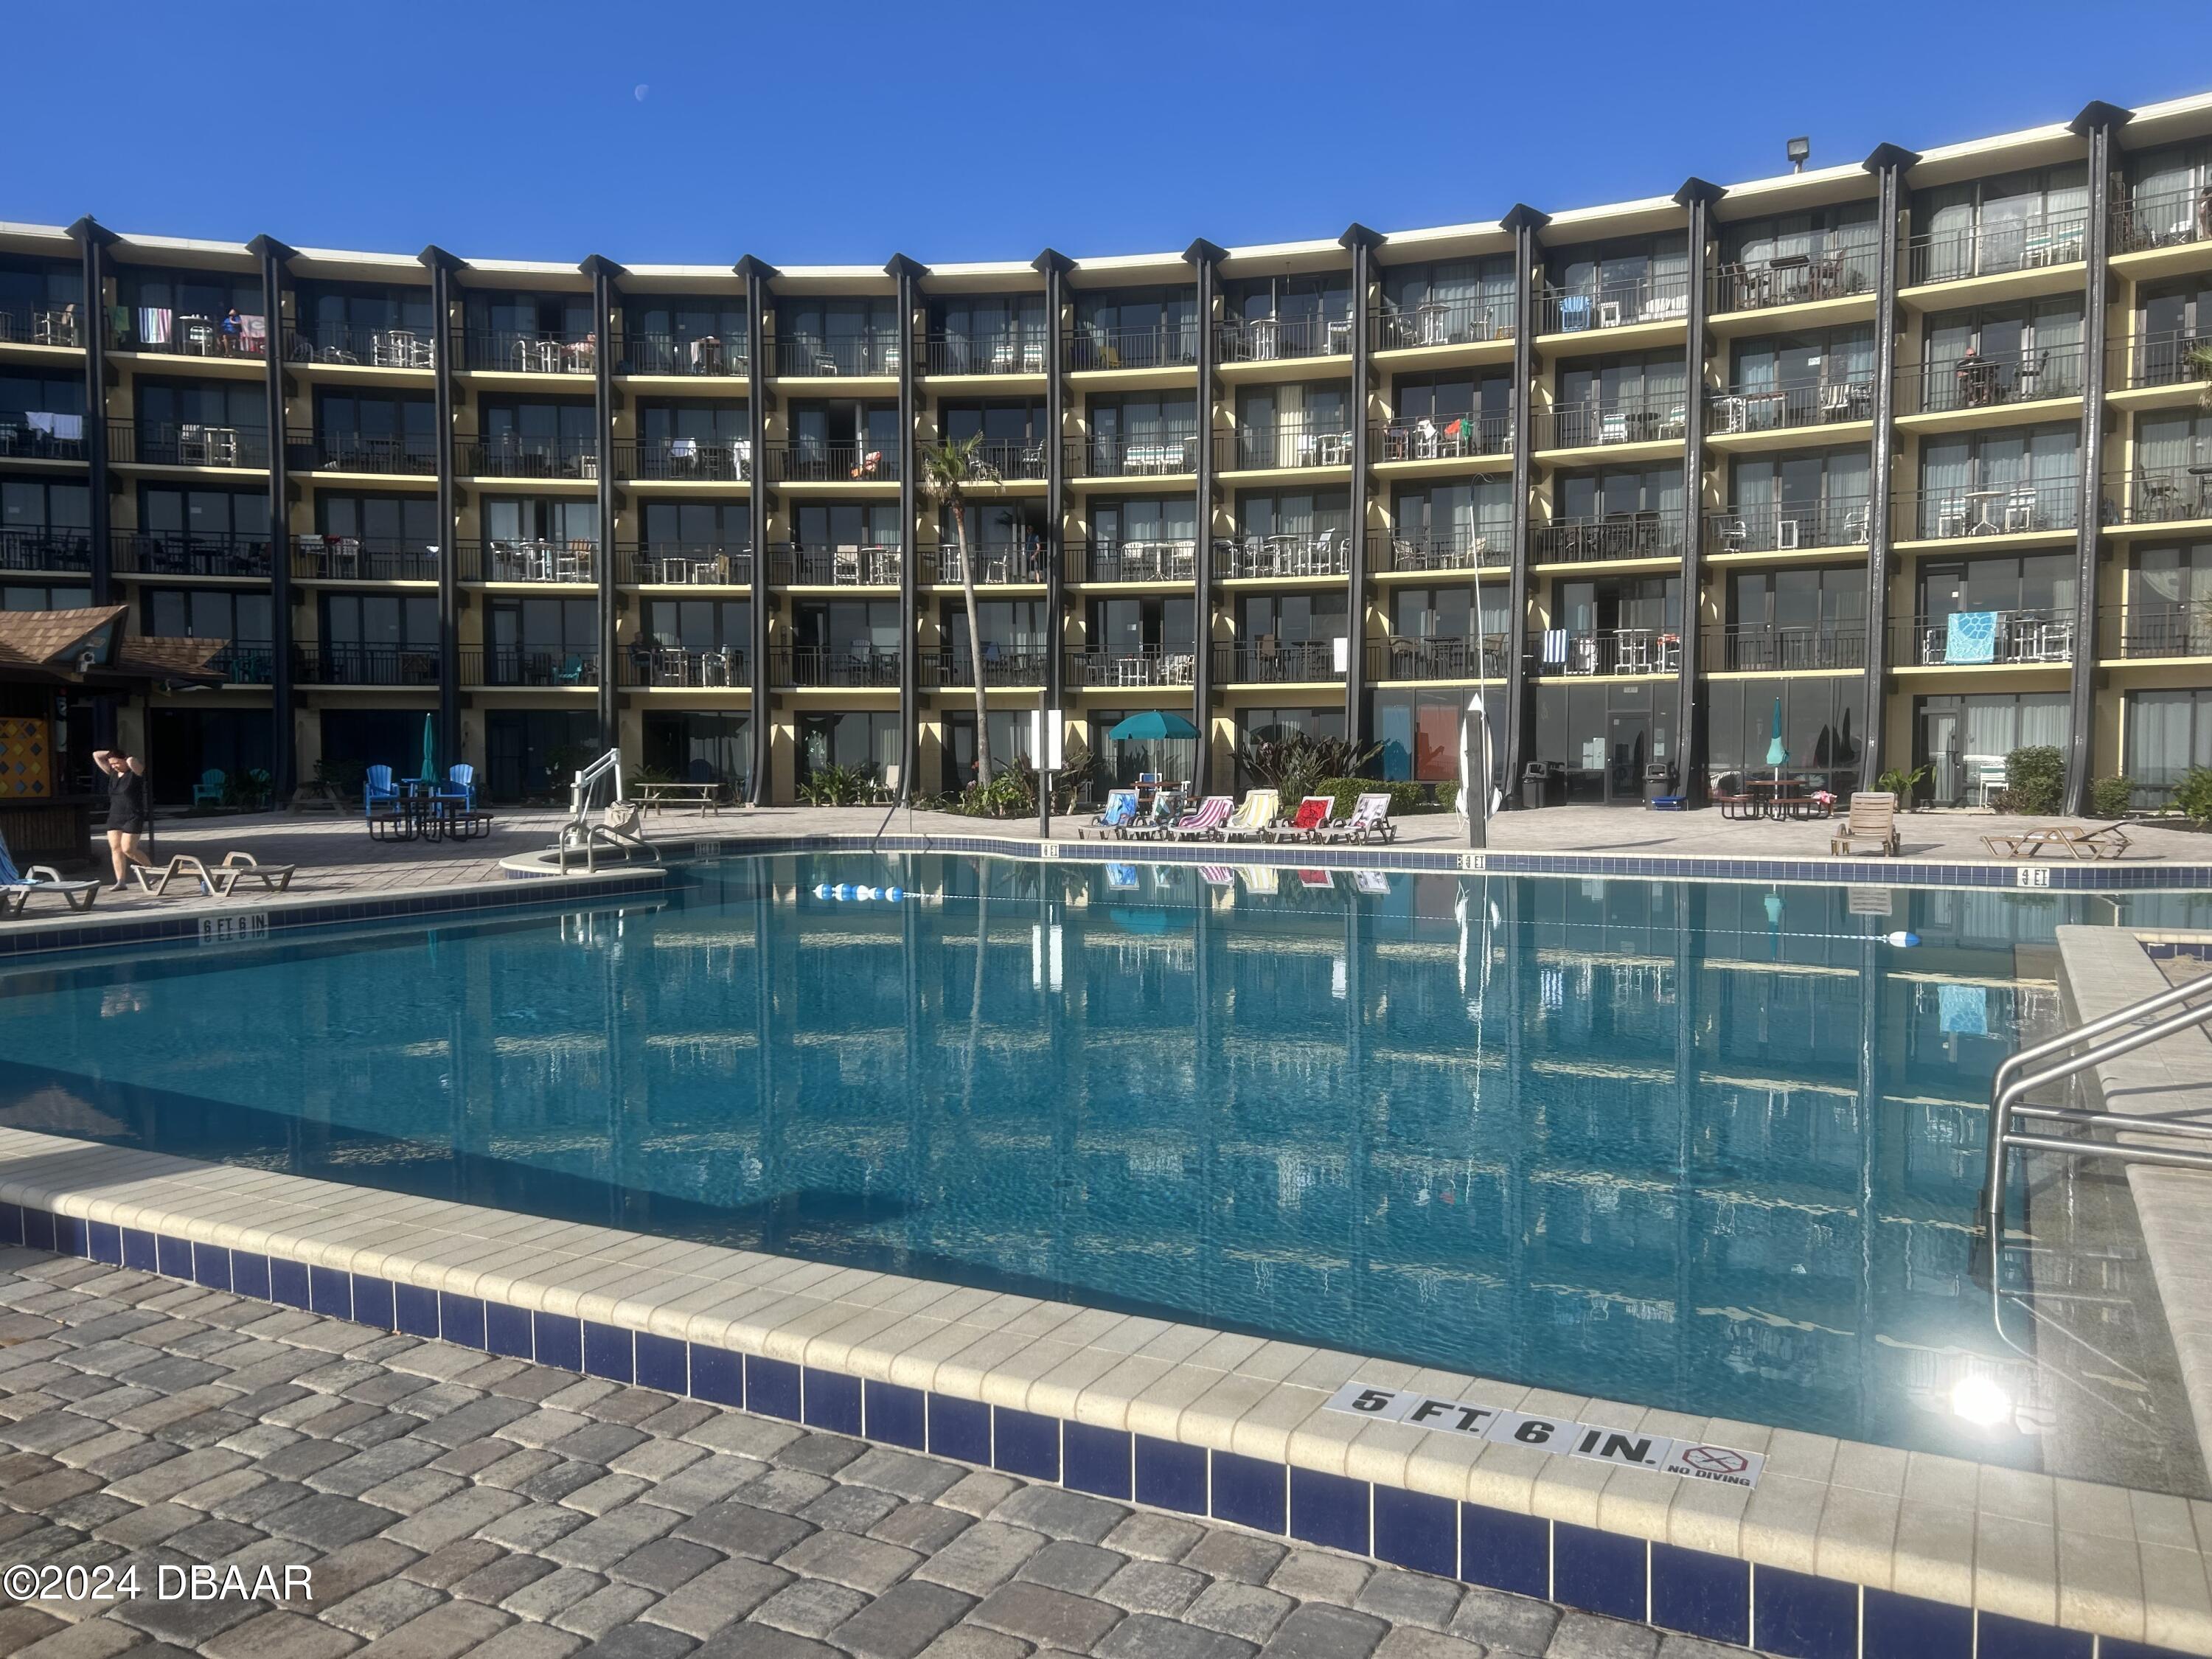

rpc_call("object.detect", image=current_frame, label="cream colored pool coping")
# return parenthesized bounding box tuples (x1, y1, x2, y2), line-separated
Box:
(4, 1123, 2211, 1652)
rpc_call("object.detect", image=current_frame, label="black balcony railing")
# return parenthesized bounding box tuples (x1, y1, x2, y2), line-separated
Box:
(1217, 313, 1354, 363)
(1903, 481, 2081, 540)
(457, 540, 601, 583)
(1532, 394, 1687, 451)
(1711, 247, 1880, 313)
(764, 441, 900, 483)
(0, 305, 86, 349)
(1220, 419, 1355, 471)
(462, 434, 599, 479)
(113, 421, 269, 469)
(922, 648, 1050, 689)
(1526, 627, 1683, 677)
(301, 431, 442, 475)
(1530, 512, 1685, 563)
(1907, 210, 2089, 286)
(1537, 274, 1692, 335)
(111, 529, 271, 578)
(209, 641, 276, 685)
(614, 437, 752, 481)
(1376, 411, 1512, 461)
(1893, 609, 2075, 667)
(1064, 648, 1197, 688)
(2120, 329, 2212, 392)
(1375, 297, 1516, 350)
(934, 437, 1048, 481)
(1215, 639, 1345, 683)
(459, 647, 599, 687)
(0, 411, 88, 461)
(1369, 529, 1509, 573)
(1068, 431, 1200, 478)
(1213, 529, 1354, 580)
(1708, 498, 1871, 554)
(2104, 608, 2212, 661)
(619, 543, 754, 585)
(772, 645, 901, 687)
(1898, 347, 2087, 416)
(1085, 539, 1198, 583)
(460, 330, 599, 375)
(1705, 622, 1865, 673)
(111, 310, 268, 358)
(1709, 377, 1877, 433)
(2112, 467, 2212, 526)
(620, 333, 749, 377)
(285, 322, 435, 369)
(617, 645, 748, 688)
(922, 332, 1050, 376)
(774, 334, 903, 378)
(1, 528, 94, 573)
(770, 545, 902, 586)
(2111, 184, 2212, 254)
(1369, 635, 1505, 681)
(291, 535, 439, 582)
(1065, 322, 1202, 372)
(297, 643, 445, 686)
(924, 543, 1049, 584)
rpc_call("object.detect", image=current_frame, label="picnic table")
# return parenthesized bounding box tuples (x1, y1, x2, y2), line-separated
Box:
(633, 780, 723, 817)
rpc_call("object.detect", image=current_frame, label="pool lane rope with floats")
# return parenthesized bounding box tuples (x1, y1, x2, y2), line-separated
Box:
(813, 883, 911, 902)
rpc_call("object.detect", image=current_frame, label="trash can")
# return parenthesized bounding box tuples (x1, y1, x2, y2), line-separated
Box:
(1643, 762, 1677, 803)
(1521, 762, 1549, 810)
(1522, 762, 1565, 809)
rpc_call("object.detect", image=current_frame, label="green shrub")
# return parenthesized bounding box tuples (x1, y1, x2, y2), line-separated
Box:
(1875, 764, 1929, 804)
(1239, 733, 1379, 807)
(2089, 776, 2135, 819)
(2174, 766, 2212, 825)
(1312, 778, 1427, 819)
(2004, 745, 2066, 815)
(1434, 780, 1461, 815)
(794, 763, 874, 807)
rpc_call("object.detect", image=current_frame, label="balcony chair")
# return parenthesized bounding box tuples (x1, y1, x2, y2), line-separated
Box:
(1714, 517, 1747, 554)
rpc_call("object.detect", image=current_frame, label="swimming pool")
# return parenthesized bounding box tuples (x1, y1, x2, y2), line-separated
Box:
(5, 854, 2208, 1491)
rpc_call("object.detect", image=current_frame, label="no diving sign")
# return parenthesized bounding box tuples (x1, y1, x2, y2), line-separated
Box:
(1323, 1382, 1764, 1489)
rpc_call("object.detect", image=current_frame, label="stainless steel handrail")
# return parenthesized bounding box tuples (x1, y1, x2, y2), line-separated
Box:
(1992, 971, 2212, 1099)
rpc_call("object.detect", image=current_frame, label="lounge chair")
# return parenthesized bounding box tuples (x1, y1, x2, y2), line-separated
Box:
(1087, 788, 1139, 839)
(1236, 865, 1280, 895)
(1197, 865, 1237, 888)
(133, 851, 298, 898)
(1324, 792, 1397, 844)
(1124, 788, 1185, 841)
(1981, 824, 2133, 861)
(1298, 869, 1336, 890)
(1170, 795, 1234, 840)
(1106, 863, 1141, 890)
(1269, 795, 1336, 843)
(0, 832, 99, 914)
(1829, 792, 1901, 858)
(1353, 870, 1391, 895)
(1222, 788, 1280, 841)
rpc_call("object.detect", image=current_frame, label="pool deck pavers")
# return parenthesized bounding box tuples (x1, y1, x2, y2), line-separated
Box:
(0, 1249, 1714, 1659)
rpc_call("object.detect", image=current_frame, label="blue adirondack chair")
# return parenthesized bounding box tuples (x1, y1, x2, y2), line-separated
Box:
(554, 656, 587, 685)
(192, 768, 226, 806)
(364, 764, 400, 824)
(445, 763, 477, 807)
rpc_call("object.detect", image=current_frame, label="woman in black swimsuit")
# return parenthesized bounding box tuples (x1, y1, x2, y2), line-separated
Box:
(94, 748, 154, 890)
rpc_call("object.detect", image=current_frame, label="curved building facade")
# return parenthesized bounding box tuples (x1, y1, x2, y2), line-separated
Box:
(5, 89, 2212, 811)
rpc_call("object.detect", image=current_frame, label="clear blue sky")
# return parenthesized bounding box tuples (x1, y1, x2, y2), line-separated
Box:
(18, 1, 2212, 266)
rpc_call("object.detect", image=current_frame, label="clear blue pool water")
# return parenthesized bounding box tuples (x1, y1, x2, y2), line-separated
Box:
(5, 855, 2209, 1478)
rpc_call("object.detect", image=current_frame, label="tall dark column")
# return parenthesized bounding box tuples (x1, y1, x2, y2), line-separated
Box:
(2066, 101, 2134, 815)
(886, 254, 926, 802)
(1340, 224, 1384, 754)
(582, 255, 625, 753)
(1857, 146, 1919, 793)
(66, 218, 115, 610)
(1034, 249, 1072, 717)
(1184, 239, 1225, 796)
(738, 257, 777, 804)
(420, 246, 465, 771)
(1498, 206, 1548, 801)
(1672, 182, 1723, 805)
(248, 236, 298, 799)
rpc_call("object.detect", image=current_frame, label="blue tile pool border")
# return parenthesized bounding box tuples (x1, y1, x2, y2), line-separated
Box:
(4, 1200, 2188, 1659)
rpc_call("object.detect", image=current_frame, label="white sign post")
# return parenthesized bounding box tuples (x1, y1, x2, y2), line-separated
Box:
(1460, 692, 1494, 850)
(1031, 706, 1064, 841)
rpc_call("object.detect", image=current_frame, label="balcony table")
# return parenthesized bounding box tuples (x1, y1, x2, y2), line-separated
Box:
(1962, 487, 2008, 535)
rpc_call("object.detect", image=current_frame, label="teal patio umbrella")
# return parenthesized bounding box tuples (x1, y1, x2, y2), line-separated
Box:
(1764, 696, 1787, 785)
(419, 713, 439, 787)
(1105, 710, 1200, 789)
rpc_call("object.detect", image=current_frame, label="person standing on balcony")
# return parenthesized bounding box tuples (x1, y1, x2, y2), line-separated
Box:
(92, 748, 154, 891)
(220, 308, 243, 354)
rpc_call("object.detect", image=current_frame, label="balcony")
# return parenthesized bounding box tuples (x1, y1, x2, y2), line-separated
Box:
(1710, 377, 1876, 434)
(1085, 539, 1197, 583)
(111, 310, 268, 358)
(1067, 431, 1199, 479)
(2111, 467, 2212, 526)
(1369, 635, 1505, 681)
(2103, 608, 2212, 661)
(458, 540, 601, 583)
(461, 434, 599, 480)
(1377, 411, 1512, 462)
(614, 437, 752, 481)
(770, 545, 902, 587)
(939, 438, 1047, 482)
(617, 646, 748, 688)
(1906, 211, 2089, 287)
(300, 431, 441, 476)
(773, 334, 902, 378)
(459, 647, 599, 688)
(922, 648, 1050, 689)
(619, 543, 753, 585)
(1376, 297, 1516, 350)
(208, 641, 275, 685)
(1065, 323, 1200, 372)
(2118, 329, 2212, 392)
(285, 323, 434, 369)
(772, 645, 900, 688)
(1220, 419, 1354, 471)
(1, 527, 94, 574)
(460, 331, 597, 375)
(1214, 639, 1344, 684)
(924, 543, 1048, 585)
(1901, 482, 2080, 541)
(0, 411, 88, 461)
(1527, 627, 1683, 678)
(297, 643, 444, 686)
(0, 306, 86, 349)
(1897, 347, 2086, 417)
(1065, 648, 1195, 689)
(291, 535, 439, 582)
(1532, 394, 1686, 452)
(2112, 184, 2212, 255)
(1537, 276, 1691, 335)
(1893, 609, 2074, 668)
(1218, 314, 1353, 364)
(1708, 498, 1870, 554)
(922, 332, 1049, 377)
(112, 421, 268, 469)
(621, 334, 748, 377)
(1370, 529, 1508, 574)
(1705, 622, 1865, 674)
(1712, 248, 1879, 313)
(111, 529, 270, 578)
(764, 441, 899, 484)
(1214, 529, 1352, 580)
(1530, 512, 1684, 565)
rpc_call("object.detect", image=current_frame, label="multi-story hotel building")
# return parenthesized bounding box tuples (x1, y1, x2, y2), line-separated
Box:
(5, 91, 2212, 813)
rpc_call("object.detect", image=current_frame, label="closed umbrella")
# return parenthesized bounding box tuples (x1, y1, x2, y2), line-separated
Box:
(420, 713, 439, 787)
(1765, 696, 1787, 787)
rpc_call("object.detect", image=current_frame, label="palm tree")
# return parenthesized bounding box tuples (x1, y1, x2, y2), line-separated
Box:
(918, 432, 1000, 785)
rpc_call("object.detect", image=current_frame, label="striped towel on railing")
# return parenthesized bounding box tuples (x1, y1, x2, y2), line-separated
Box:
(1541, 628, 1569, 664)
